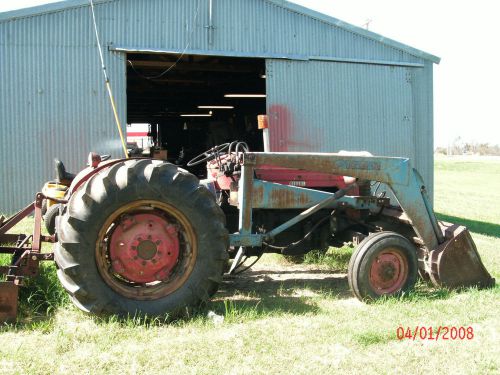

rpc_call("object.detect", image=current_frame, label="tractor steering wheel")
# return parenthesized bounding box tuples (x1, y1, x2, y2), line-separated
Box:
(187, 143, 230, 167)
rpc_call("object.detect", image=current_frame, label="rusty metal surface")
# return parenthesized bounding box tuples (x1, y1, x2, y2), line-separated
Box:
(238, 165, 255, 241)
(31, 193, 44, 253)
(108, 212, 180, 283)
(245, 152, 410, 186)
(0, 282, 18, 323)
(0, 234, 28, 245)
(250, 179, 387, 210)
(9, 251, 49, 278)
(0, 202, 35, 236)
(252, 181, 315, 209)
(243, 152, 439, 250)
(255, 166, 350, 189)
(381, 207, 412, 225)
(264, 184, 354, 241)
(426, 224, 495, 289)
(0, 193, 57, 322)
(268, 186, 312, 208)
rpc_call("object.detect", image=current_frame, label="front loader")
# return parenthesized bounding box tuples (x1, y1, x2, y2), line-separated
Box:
(0, 146, 494, 322)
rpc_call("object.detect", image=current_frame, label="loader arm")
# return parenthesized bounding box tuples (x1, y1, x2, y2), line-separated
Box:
(242, 152, 441, 250)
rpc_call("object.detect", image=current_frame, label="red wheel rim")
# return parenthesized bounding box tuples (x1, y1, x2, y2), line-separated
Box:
(108, 212, 180, 283)
(96, 200, 197, 300)
(369, 248, 408, 295)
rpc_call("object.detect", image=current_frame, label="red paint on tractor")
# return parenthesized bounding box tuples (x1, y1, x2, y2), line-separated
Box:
(369, 249, 408, 295)
(109, 213, 180, 283)
(255, 166, 352, 189)
(68, 157, 145, 196)
(208, 157, 355, 192)
(207, 155, 233, 190)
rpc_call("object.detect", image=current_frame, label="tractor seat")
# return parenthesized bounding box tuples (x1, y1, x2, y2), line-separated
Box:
(55, 159, 76, 184)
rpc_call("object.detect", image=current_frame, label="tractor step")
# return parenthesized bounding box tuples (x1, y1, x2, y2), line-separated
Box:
(0, 282, 19, 323)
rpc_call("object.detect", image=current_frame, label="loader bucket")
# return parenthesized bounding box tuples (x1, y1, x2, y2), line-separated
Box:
(427, 223, 495, 289)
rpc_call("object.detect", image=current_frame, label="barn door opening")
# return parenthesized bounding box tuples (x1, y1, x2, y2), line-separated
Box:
(126, 53, 266, 177)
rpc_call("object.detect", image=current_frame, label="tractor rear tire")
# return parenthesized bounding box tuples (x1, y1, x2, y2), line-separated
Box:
(55, 159, 228, 318)
(348, 231, 418, 301)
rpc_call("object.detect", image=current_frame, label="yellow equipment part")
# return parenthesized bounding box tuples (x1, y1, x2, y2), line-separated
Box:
(41, 181, 68, 208)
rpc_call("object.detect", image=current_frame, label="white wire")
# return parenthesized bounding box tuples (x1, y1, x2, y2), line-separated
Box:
(89, 0, 128, 158)
(128, 0, 203, 80)
(89, 0, 109, 82)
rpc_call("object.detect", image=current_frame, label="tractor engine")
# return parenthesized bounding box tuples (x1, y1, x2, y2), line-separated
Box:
(199, 141, 372, 258)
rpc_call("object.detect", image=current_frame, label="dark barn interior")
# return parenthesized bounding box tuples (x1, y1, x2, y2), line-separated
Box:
(126, 53, 266, 173)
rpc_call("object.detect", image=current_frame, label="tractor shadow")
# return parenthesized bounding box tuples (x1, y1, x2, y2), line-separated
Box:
(436, 213, 500, 238)
(209, 265, 352, 317)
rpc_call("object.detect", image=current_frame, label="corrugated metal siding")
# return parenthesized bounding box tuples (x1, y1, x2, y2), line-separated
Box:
(266, 60, 415, 156)
(0, 5, 126, 213)
(0, 0, 434, 212)
(266, 59, 433, 199)
(411, 61, 434, 202)
(102, 0, 424, 64)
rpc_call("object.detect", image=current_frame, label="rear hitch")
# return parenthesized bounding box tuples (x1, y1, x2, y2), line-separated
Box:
(0, 193, 60, 323)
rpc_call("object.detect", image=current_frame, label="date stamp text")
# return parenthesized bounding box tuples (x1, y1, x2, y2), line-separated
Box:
(396, 326, 474, 341)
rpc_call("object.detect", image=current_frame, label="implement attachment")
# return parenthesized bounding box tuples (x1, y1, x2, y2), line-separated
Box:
(0, 193, 59, 323)
(425, 223, 495, 288)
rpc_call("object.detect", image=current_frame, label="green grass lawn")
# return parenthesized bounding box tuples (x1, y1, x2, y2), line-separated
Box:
(1, 156, 499, 374)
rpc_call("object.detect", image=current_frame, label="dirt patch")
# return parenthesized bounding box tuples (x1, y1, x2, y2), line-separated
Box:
(217, 261, 351, 299)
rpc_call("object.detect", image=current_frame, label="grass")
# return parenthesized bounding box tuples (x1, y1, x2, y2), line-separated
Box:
(0, 156, 499, 374)
(303, 245, 354, 270)
(434, 155, 500, 229)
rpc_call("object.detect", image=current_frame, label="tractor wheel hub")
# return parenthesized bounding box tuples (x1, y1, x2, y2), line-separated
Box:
(369, 250, 407, 295)
(136, 240, 157, 260)
(109, 213, 180, 283)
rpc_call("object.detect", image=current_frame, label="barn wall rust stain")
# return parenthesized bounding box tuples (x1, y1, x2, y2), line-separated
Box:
(268, 104, 311, 152)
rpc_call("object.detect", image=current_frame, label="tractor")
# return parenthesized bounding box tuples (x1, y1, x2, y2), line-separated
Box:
(0, 133, 495, 322)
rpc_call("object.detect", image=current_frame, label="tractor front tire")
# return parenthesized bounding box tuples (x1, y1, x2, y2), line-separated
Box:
(55, 159, 228, 318)
(348, 231, 418, 301)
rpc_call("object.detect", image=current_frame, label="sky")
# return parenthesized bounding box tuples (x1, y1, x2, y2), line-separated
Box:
(1, 0, 499, 147)
(289, 0, 500, 148)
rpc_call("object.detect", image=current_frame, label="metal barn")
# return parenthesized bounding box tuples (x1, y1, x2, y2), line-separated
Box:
(0, 0, 440, 213)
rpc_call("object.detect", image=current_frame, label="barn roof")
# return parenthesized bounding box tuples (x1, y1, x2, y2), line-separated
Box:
(0, 0, 440, 63)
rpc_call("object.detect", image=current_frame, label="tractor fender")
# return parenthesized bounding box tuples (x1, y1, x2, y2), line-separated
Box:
(67, 157, 145, 197)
